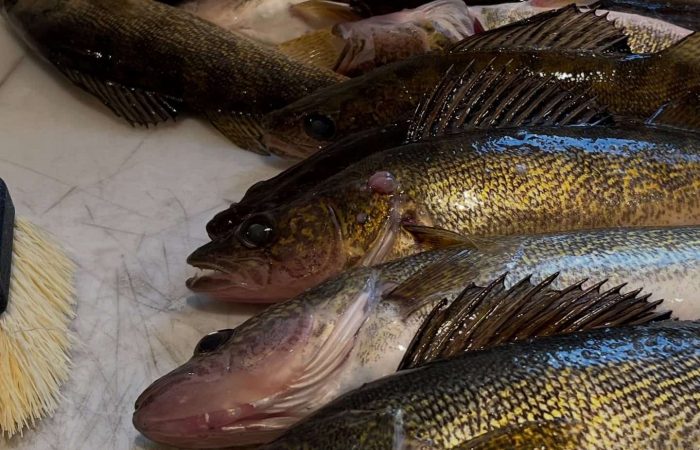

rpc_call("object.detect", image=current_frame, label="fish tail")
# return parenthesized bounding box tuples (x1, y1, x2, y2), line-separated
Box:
(278, 29, 346, 71)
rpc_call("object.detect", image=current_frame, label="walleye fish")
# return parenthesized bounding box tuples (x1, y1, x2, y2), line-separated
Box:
(262, 7, 699, 157)
(136, 224, 700, 446)
(1, 0, 345, 153)
(187, 125, 700, 302)
(177, 0, 360, 45)
(261, 321, 700, 450)
(278, 0, 480, 76)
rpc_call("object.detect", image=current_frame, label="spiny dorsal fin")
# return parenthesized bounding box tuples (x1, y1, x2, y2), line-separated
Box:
(397, 273, 671, 370)
(405, 60, 611, 142)
(451, 4, 630, 54)
(61, 68, 180, 126)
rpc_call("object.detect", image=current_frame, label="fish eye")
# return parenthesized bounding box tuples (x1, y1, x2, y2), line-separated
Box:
(238, 214, 275, 248)
(194, 329, 235, 355)
(303, 113, 336, 141)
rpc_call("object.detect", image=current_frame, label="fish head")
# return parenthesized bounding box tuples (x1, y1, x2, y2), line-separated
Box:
(262, 72, 405, 158)
(205, 122, 409, 240)
(187, 172, 402, 302)
(134, 269, 387, 447)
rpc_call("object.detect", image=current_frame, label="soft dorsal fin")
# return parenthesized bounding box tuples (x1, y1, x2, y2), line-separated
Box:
(60, 68, 181, 126)
(451, 4, 630, 54)
(405, 59, 611, 142)
(397, 273, 671, 370)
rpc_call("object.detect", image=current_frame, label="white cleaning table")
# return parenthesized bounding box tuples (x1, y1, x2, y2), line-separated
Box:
(0, 20, 291, 449)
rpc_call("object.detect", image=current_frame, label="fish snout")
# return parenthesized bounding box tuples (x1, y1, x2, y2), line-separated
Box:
(206, 205, 243, 239)
(186, 238, 231, 268)
(134, 368, 188, 413)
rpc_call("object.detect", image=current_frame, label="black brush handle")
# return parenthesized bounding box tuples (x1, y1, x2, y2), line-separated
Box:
(0, 178, 14, 314)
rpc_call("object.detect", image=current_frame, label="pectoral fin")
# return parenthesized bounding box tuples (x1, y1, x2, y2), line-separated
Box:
(402, 224, 473, 249)
(385, 236, 520, 317)
(61, 68, 181, 126)
(205, 111, 269, 154)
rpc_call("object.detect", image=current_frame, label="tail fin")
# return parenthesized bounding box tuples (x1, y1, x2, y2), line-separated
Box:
(278, 29, 345, 71)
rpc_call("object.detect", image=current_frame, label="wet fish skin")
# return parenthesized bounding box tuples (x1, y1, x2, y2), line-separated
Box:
(262, 20, 699, 157)
(189, 127, 700, 302)
(263, 321, 700, 450)
(443, 227, 700, 320)
(2, 0, 344, 151)
(141, 226, 700, 447)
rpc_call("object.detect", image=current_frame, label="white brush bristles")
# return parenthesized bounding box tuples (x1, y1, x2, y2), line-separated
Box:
(0, 218, 75, 438)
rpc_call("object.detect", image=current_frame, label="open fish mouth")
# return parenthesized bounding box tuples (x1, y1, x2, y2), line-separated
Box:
(186, 259, 279, 303)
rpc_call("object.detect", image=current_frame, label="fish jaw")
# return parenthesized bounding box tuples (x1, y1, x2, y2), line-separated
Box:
(132, 350, 310, 448)
(135, 271, 384, 447)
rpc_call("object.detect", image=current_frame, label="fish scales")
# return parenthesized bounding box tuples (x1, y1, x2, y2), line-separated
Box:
(266, 322, 700, 449)
(451, 227, 700, 319)
(345, 128, 700, 239)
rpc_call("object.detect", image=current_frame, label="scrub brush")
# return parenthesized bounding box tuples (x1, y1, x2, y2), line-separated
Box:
(0, 178, 76, 437)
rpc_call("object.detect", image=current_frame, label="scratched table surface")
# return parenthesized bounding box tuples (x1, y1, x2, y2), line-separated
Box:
(0, 21, 292, 450)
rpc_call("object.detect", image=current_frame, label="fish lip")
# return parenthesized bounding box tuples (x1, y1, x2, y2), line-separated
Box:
(186, 259, 288, 302)
(133, 407, 289, 448)
(186, 266, 263, 292)
(187, 259, 231, 274)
